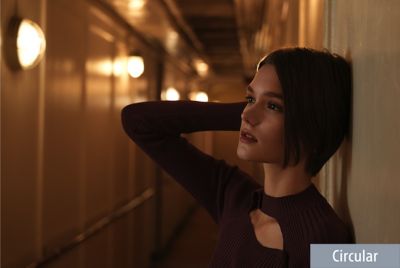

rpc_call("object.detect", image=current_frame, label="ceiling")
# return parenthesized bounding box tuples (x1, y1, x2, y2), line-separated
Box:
(173, 0, 243, 76)
(105, 0, 292, 80)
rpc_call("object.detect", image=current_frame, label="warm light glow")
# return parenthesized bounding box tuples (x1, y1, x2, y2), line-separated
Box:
(129, 0, 146, 9)
(189, 91, 208, 102)
(16, 19, 46, 69)
(194, 59, 209, 76)
(281, 1, 289, 21)
(162, 87, 180, 101)
(127, 55, 144, 78)
(86, 59, 113, 76)
(99, 61, 113, 75)
(165, 30, 179, 54)
(113, 58, 125, 76)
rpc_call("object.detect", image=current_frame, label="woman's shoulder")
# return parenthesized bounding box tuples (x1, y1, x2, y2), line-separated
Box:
(219, 165, 262, 216)
(283, 195, 353, 267)
(298, 195, 353, 243)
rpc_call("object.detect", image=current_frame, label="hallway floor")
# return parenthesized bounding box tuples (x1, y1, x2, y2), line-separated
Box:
(151, 207, 219, 268)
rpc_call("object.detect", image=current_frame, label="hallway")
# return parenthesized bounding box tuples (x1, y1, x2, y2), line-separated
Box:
(2, 0, 400, 267)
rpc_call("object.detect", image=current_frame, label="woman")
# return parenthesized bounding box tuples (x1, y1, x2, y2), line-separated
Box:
(121, 47, 353, 267)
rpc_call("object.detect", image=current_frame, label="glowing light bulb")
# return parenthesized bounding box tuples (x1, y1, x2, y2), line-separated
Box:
(127, 55, 144, 78)
(162, 87, 180, 101)
(16, 19, 46, 69)
(189, 91, 209, 102)
(194, 60, 209, 76)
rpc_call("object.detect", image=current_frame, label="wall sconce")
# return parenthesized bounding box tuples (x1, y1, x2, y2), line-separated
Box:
(127, 51, 144, 78)
(161, 87, 180, 101)
(189, 91, 209, 102)
(5, 17, 46, 70)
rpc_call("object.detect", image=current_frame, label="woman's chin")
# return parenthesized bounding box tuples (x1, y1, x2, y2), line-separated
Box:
(236, 147, 254, 161)
(237, 146, 266, 163)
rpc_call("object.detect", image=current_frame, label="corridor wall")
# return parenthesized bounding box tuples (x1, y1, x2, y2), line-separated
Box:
(1, 0, 197, 267)
(319, 0, 400, 243)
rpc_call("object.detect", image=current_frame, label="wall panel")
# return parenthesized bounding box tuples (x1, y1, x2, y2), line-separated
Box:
(322, 0, 400, 242)
(42, 0, 87, 253)
(84, 8, 115, 226)
(1, 0, 45, 266)
(2, 0, 159, 267)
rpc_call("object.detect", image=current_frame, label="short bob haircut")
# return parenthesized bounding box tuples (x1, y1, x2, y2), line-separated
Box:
(257, 47, 352, 177)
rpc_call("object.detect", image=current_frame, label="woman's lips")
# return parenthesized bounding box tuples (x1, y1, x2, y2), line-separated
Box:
(240, 130, 258, 143)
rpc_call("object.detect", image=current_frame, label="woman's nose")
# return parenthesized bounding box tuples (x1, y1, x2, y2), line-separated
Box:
(241, 107, 259, 126)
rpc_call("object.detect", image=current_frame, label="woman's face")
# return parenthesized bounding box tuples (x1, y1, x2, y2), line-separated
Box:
(237, 64, 285, 164)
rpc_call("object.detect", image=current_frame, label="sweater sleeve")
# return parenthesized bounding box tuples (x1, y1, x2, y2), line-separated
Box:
(121, 100, 247, 223)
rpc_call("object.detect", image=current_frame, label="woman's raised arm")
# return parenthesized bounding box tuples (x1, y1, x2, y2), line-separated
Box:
(121, 100, 246, 223)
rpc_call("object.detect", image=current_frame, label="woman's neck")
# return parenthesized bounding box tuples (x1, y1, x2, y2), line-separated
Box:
(262, 162, 312, 197)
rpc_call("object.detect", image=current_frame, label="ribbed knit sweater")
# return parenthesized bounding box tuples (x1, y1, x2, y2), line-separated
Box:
(121, 100, 353, 267)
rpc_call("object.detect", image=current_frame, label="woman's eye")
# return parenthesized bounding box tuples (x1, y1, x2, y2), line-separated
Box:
(245, 96, 255, 104)
(245, 96, 283, 112)
(267, 102, 283, 112)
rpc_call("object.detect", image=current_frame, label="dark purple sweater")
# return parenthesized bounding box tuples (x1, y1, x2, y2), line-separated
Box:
(121, 100, 352, 268)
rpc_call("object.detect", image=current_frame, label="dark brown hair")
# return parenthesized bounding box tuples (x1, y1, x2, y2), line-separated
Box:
(257, 47, 352, 176)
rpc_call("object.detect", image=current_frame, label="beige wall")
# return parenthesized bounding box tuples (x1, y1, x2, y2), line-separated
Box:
(2, 0, 47, 266)
(320, 0, 400, 242)
(1, 0, 195, 267)
(0, 0, 252, 267)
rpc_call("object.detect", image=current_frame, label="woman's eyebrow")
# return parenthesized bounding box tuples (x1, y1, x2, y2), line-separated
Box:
(247, 85, 283, 100)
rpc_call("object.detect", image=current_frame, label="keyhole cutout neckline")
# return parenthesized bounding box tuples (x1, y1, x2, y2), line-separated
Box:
(248, 209, 285, 251)
(247, 183, 319, 252)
